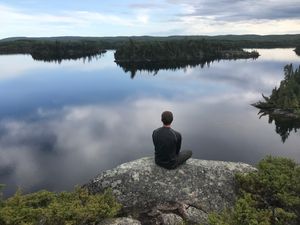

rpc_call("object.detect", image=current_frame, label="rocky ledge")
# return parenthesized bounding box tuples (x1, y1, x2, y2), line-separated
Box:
(84, 157, 256, 225)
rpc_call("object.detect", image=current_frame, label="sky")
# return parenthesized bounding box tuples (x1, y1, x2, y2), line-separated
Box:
(0, 0, 300, 39)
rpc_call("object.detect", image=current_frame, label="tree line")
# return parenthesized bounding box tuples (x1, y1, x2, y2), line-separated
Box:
(114, 39, 259, 62)
(0, 40, 107, 62)
(1, 35, 299, 63)
(1, 34, 300, 48)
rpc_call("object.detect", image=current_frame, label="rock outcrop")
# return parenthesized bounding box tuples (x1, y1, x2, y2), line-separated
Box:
(84, 157, 256, 224)
(98, 217, 141, 225)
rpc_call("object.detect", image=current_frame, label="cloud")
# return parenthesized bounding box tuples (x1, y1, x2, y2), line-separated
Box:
(136, 13, 149, 24)
(69, 11, 134, 27)
(0, 3, 144, 38)
(0, 2, 177, 39)
(163, 0, 300, 35)
(1, 1, 300, 37)
(171, 16, 300, 35)
(168, 0, 300, 21)
(129, 3, 164, 9)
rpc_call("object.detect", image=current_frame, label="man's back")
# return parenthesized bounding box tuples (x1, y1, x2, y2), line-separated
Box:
(152, 127, 181, 169)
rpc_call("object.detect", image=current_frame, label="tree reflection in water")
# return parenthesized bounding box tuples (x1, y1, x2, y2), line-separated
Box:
(115, 60, 214, 78)
(31, 52, 105, 64)
(257, 109, 300, 142)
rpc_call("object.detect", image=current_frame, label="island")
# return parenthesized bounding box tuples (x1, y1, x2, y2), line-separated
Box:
(114, 39, 259, 62)
(0, 39, 106, 62)
(252, 64, 300, 118)
(114, 39, 259, 77)
(252, 64, 300, 142)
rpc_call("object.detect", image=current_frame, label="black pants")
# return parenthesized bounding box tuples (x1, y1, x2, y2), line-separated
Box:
(160, 150, 192, 170)
(175, 150, 193, 167)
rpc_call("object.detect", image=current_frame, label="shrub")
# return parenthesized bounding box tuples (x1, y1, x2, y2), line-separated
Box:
(209, 156, 300, 225)
(0, 186, 121, 225)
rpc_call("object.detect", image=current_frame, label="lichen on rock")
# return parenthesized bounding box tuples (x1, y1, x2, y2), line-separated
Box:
(84, 157, 256, 224)
(98, 217, 141, 225)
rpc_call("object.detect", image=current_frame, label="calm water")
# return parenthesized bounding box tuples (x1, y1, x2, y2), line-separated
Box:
(0, 49, 299, 196)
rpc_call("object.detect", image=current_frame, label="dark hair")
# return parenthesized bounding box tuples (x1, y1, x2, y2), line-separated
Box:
(161, 111, 173, 125)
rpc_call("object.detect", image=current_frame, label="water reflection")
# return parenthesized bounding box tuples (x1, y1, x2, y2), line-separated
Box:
(115, 60, 212, 78)
(0, 49, 299, 197)
(31, 52, 105, 64)
(1, 95, 299, 197)
(116, 58, 261, 79)
(257, 110, 300, 143)
(246, 48, 300, 62)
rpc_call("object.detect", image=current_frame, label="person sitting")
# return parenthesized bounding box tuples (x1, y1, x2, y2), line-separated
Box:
(152, 111, 192, 169)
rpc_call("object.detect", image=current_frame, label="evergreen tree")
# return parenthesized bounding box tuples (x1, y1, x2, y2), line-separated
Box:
(254, 64, 300, 113)
(209, 156, 300, 225)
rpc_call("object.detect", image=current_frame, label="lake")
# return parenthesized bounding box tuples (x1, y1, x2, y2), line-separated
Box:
(0, 48, 299, 196)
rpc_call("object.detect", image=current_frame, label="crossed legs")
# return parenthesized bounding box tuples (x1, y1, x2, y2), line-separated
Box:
(176, 150, 193, 167)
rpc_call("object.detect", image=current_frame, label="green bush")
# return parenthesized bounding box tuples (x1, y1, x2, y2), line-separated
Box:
(0, 186, 121, 225)
(209, 156, 300, 225)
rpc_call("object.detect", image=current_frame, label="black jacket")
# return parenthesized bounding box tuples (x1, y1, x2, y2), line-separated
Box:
(152, 127, 182, 169)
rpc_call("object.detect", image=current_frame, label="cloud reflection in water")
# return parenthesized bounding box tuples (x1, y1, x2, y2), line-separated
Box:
(0, 48, 300, 196)
(1, 93, 299, 196)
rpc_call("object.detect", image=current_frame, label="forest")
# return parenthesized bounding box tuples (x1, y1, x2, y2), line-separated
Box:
(0, 34, 299, 62)
(0, 39, 106, 62)
(1, 34, 300, 48)
(0, 37, 259, 66)
(114, 39, 259, 62)
(114, 39, 258, 77)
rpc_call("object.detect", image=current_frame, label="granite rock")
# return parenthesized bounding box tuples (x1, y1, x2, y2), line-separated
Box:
(160, 213, 184, 225)
(85, 157, 256, 224)
(185, 206, 208, 225)
(98, 217, 141, 225)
